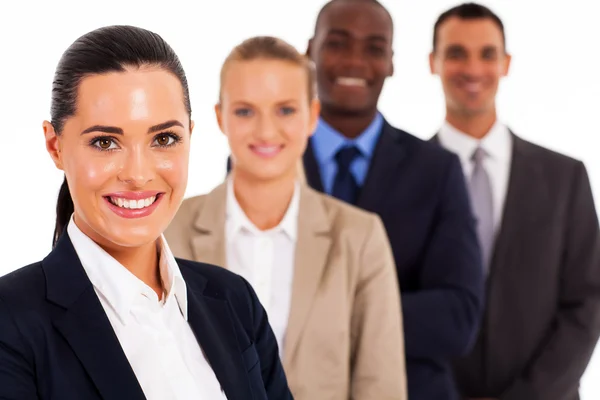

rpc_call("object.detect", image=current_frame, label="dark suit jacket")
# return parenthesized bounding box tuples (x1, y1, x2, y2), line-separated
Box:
(0, 232, 292, 400)
(304, 119, 484, 399)
(433, 133, 600, 400)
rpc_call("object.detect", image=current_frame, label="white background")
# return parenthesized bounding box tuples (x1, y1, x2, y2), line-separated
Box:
(1, 0, 599, 396)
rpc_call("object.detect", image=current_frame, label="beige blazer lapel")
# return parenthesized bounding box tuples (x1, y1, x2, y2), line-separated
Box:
(283, 186, 332, 368)
(190, 182, 228, 268)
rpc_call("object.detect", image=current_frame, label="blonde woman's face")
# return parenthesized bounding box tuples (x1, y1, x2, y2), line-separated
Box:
(216, 59, 320, 183)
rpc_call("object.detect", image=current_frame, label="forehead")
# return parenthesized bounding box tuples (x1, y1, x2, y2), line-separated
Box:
(222, 60, 308, 103)
(437, 17, 504, 49)
(74, 68, 187, 127)
(318, 1, 392, 40)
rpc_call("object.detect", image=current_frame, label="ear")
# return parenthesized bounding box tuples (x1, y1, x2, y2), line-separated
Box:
(389, 49, 395, 77)
(306, 38, 313, 58)
(502, 52, 512, 76)
(308, 98, 321, 137)
(214, 103, 225, 135)
(429, 51, 437, 75)
(43, 120, 63, 170)
(189, 120, 195, 137)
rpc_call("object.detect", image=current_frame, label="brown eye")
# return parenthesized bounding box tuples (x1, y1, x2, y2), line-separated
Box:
(156, 135, 170, 146)
(90, 137, 117, 150)
(98, 138, 112, 149)
(153, 133, 179, 147)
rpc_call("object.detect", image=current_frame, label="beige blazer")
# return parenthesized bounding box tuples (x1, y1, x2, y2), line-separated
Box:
(165, 183, 407, 400)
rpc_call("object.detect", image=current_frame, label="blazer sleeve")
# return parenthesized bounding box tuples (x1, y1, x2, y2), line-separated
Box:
(0, 296, 39, 399)
(239, 277, 293, 400)
(350, 215, 408, 399)
(401, 154, 484, 359)
(500, 162, 600, 400)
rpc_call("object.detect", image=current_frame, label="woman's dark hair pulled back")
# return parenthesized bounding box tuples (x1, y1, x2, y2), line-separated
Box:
(50, 25, 191, 247)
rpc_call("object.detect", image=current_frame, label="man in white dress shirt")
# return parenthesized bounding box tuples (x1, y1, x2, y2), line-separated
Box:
(430, 3, 600, 400)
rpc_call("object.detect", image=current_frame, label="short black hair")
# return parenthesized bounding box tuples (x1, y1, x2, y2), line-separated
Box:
(433, 3, 505, 51)
(313, 0, 393, 35)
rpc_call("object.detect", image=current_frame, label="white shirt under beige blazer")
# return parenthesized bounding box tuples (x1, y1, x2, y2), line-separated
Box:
(165, 181, 407, 400)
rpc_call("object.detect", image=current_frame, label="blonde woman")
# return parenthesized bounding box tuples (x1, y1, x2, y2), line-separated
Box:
(166, 36, 407, 399)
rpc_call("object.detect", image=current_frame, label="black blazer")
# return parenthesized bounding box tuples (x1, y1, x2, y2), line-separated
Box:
(0, 232, 292, 400)
(434, 133, 600, 400)
(304, 119, 484, 399)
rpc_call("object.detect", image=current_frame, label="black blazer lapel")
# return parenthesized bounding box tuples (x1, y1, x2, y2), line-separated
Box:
(44, 233, 145, 400)
(356, 119, 408, 211)
(180, 264, 253, 400)
(303, 138, 325, 192)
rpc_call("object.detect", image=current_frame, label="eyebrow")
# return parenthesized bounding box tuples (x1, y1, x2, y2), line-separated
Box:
(327, 29, 389, 43)
(445, 44, 500, 52)
(80, 120, 184, 135)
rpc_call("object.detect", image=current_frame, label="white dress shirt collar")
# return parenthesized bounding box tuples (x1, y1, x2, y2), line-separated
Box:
(67, 215, 189, 324)
(438, 119, 512, 164)
(437, 119, 513, 231)
(225, 177, 300, 241)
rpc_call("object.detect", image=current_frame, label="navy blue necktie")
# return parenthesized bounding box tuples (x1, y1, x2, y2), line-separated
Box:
(332, 145, 361, 204)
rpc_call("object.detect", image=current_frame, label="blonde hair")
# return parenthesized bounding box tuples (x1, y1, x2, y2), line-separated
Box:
(219, 36, 316, 102)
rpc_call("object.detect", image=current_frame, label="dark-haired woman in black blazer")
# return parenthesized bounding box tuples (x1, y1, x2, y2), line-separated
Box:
(0, 25, 292, 400)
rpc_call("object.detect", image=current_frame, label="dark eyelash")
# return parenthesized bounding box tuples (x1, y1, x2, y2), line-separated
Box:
(153, 130, 183, 148)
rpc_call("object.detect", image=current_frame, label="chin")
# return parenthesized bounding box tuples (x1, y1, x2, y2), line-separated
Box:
(328, 99, 372, 115)
(104, 227, 162, 248)
(97, 215, 166, 248)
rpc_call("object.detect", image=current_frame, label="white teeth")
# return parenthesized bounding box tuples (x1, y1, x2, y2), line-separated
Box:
(109, 195, 157, 209)
(463, 82, 482, 93)
(253, 146, 280, 155)
(336, 77, 367, 87)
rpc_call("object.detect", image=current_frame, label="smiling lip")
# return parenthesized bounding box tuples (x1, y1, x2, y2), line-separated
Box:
(250, 144, 284, 158)
(103, 191, 164, 219)
(335, 77, 368, 88)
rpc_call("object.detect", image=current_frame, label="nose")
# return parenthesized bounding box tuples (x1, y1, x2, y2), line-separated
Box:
(254, 114, 280, 142)
(463, 57, 485, 78)
(117, 145, 155, 187)
(341, 43, 368, 72)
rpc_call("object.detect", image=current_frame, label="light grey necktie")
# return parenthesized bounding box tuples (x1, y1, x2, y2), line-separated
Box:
(469, 147, 494, 273)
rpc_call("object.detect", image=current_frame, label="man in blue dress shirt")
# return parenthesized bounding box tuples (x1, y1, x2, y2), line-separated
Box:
(304, 1, 485, 398)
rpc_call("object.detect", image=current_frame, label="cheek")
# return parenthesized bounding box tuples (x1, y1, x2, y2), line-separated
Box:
(282, 117, 309, 148)
(156, 153, 188, 195)
(442, 69, 461, 84)
(489, 66, 504, 82)
(64, 151, 117, 192)
(225, 119, 255, 153)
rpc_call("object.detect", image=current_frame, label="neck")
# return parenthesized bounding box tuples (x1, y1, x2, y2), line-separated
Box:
(445, 108, 497, 139)
(108, 243, 163, 299)
(73, 215, 163, 299)
(320, 106, 377, 139)
(232, 170, 296, 230)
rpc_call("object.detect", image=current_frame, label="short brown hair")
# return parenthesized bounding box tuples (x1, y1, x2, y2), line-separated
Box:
(219, 36, 316, 102)
(433, 3, 506, 52)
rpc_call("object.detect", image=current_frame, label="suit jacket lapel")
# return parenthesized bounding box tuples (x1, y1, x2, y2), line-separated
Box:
(432, 130, 550, 280)
(283, 186, 332, 368)
(357, 120, 409, 211)
(181, 265, 252, 400)
(303, 139, 325, 192)
(489, 133, 550, 281)
(44, 234, 145, 400)
(190, 182, 228, 267)
(304, 119, 408, 212)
